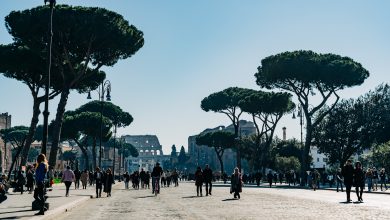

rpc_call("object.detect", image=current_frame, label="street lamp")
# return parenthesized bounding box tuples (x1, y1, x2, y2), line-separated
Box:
(41, 0, 56, 155)
(292, 104, 304, 147)
(112, 125, 117, 180)
(87, 80, 111, 169)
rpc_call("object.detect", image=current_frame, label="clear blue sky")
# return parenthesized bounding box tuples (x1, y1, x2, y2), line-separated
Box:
(0, 0, 389, 154)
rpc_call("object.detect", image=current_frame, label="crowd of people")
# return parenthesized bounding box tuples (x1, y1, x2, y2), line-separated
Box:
(1, 153, 389, 216)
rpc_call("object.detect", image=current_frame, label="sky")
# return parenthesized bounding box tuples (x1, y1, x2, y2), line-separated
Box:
(0, 0, 389, 154)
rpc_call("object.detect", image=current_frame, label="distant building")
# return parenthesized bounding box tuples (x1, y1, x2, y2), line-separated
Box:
(0, 113, 11, 174)
(122, 135, 169, 172)
(310, 146, 328, 169)
(188, 120, 256, 174)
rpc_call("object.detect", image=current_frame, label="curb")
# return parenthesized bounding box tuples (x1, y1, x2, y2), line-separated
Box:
(30, 194, 93, 220)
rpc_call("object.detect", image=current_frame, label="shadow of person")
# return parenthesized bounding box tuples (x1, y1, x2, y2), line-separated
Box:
(181, 196, 199, 199)
(222, 198, 238, 202)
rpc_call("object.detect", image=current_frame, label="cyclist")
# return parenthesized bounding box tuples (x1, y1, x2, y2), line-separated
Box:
(151, 163, 163, 194)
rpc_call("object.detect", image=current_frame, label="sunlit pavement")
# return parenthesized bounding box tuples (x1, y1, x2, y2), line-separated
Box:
(53, 181, 390, 220)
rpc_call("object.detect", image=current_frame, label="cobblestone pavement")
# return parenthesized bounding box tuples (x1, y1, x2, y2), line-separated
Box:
(54, 182, 390, 220)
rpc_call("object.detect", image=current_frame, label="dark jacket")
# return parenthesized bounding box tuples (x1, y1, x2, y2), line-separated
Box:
(231, 173, 242, 192)
(203, 168, 213, 182)
(104, 173, 114, 193)
(151, 166, 163, 177)
(94, 171, 103, 185)
(354, 168, 365, 187)
(342, 164, 354, 185)
(195, 170, 203, 186)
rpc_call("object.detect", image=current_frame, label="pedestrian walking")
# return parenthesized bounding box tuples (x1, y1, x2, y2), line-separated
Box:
(354, 161, 365, 202)
(336, 168, 344, 192)
(0, 182, 6, 203)
(366, 168, 373, 192)
(380, 168, 388, 191)
(94, 167, 103, 198)
(80, 170, 89, 189)
(89, 171, 94, 186)
(74, 168, 81, 189)
(47, 166, 54, 188)
(312, 170, 320, 191)
(17, 170, 26, 194)
(267, 170, 273, 188)
(372, 167, 379, 191)
(203, 164, 213, 196)
(195, 167, 203, 196)
(34, 154, 48, 215)
(145, 171, 151, 189)
(230, 167, 242, 199)
(342, 159, 354, 203)
(123, 172, 130, 189)
(255, 171, 262, 186)
(62, 166, 75, 197)
(104, 168, 114, 197)
(26, 167, 35, 194)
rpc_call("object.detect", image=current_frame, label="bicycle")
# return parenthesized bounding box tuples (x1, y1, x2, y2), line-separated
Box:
(153, 177, 160, 196)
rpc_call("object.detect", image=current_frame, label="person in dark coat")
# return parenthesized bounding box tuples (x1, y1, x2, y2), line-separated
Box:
(26, 168, 35, 194)
(74, 168, 81, 189)
(94, 167, 103, 198)
(203, 164, 213, 196)
(17, 170, 26, 194)
(342, 159, 354, 202)
(230, 167, 242, 199)
(255, 172, 262, 186)
(267, 171, 273, 188)
(354, 161, 365, 202)
(104, 168, 114, 197)
(336, 168, 344, 192)
(194, 167, 203, 196)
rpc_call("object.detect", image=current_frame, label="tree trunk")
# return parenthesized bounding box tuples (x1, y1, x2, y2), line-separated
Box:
(234, 123, 242, 172)
(49, 89, 70, 168)
(301, 120, 313, 186)
(8, 146, 23, 180)
(75, 140, 89, 171)
(217, 154, 224, 175)
(92, 137, 97, 169)
(20, 98, 41, 167)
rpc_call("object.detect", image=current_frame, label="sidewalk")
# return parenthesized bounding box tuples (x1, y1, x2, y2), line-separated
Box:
(0, 183, 99, 220)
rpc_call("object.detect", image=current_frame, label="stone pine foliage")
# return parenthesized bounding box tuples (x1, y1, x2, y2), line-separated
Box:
(73, 101, 133, 128)
(201, 87, 254, 170)
(0, 126, 29, 178)
(61, 111, 112, 169)
(255, 50, 369, 176)
(196, 131, 235, 174)
(4, 4, 144, 167)
(238, 90, 295, 171)
(61, 100, 133, 169)
(313, 84, 390, 167)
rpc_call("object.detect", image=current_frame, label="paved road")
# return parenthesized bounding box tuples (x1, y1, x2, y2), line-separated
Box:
(53, 182, 390, 220)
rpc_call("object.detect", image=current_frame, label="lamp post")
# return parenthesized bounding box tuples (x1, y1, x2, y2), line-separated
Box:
(118, 137, 123, 182)
(87, 80, 111, 169)
(41, 0, 56, 155)
(112, 125, 117, 180)
(292, 104, 304, 147)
